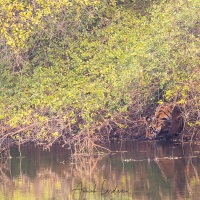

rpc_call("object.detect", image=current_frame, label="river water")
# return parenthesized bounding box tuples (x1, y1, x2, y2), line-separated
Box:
(0, 140, 200, 200)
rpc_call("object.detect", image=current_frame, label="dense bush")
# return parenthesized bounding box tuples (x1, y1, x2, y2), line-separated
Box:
(0, 0, 199, 148)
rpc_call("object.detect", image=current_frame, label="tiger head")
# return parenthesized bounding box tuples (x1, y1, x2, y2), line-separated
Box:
(145, 116, 162, 139)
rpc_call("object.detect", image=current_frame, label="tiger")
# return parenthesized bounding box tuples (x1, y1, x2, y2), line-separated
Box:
(145, 102, 184, 140)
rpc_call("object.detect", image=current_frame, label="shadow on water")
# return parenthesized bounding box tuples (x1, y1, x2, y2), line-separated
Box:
(0, 141, 200, 200)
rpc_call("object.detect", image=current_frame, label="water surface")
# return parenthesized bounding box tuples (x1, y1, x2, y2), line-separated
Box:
(0, 141, 200, 200)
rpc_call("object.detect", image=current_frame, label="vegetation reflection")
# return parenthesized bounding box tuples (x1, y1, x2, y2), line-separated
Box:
(0, 142, 200, 199)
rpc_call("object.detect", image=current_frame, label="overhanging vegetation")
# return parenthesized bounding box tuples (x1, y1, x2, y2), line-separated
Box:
(0, 0, 199, 151)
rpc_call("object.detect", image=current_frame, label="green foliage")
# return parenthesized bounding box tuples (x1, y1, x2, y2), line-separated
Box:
(0, 0, 199, 142)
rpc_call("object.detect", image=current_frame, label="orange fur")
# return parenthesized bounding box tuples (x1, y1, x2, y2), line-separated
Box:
(146, 103, 184, 139)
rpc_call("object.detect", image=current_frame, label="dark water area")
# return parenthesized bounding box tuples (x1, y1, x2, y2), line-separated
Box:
(1, 141, 200, 200)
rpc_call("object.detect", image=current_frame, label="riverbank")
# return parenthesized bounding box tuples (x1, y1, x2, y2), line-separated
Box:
(0, 0, 199, 152)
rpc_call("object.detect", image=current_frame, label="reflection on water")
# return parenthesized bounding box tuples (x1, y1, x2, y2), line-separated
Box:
(0, 141, 200, 200)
